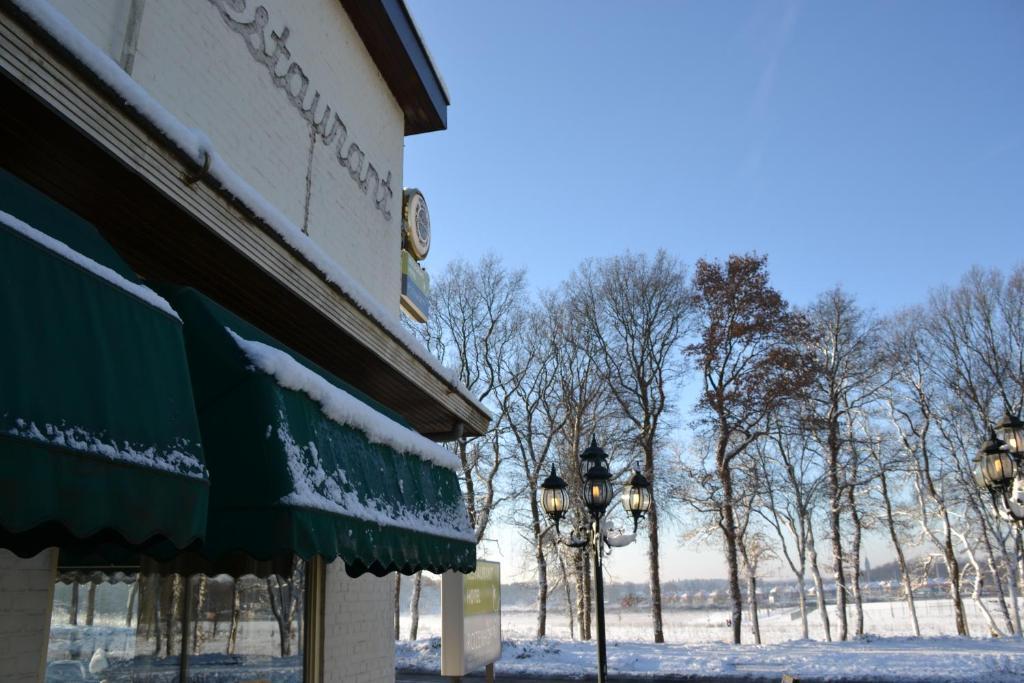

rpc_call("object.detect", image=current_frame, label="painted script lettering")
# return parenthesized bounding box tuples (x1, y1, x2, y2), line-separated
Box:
(209, 0, 393, 220)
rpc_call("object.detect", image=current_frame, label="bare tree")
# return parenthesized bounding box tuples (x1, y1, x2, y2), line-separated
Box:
(886, 309, 969, 635)
(414, 255, 528, 542)
(502, 304, 568, 638)
(687, 253, 812, 644)
(754, 418, 822, 639)
(408, 572, 423, 640)
(267, 562, 304, 657)
(566, 250, 691, 643)
(865, 428, 921, 636)
(801, 287, 888, 641)
(549, 293, 620, 640)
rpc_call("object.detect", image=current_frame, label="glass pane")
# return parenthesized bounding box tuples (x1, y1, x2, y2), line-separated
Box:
(184, 560, 305, 682)
(132, 571, 186, 680)
(46, 569, 183, 682)
(45, 560, 306, 682)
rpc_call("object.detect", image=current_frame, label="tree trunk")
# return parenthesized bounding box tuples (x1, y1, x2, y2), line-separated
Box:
(1008, 530, 1024, 637)
(941, 521, 969, 636)
(807, 522, 831, 641)
(982, 530, 1015, 635)
(166, 575, 181, 657)
(747, 574, 762, 645)
(85, 580, 97, 626)
(644, 448, 665, 644)
(394, 573, 401, 641)
(530, 484, 549, 639)
(227, 580, 241, 655)
(846, 485, 864, 637)
(409, 571, 423, 641)
(719, 451, 743, 645)
(963, 544, 1003, 636)
(267, 576, 298, 657)
(879, 466, 920, 636)
(796, 576, 809, 640)
(126, 581, 138, 628)
(558, 549, 575, 640)
(192, 575, 207, 655)
(827, 419, 848, 641)
(535, 545, 548, 639)
(69, 582, 79, 626)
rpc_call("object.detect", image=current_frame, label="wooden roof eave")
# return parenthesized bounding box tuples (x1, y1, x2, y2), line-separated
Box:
(0, 9, 488, 439)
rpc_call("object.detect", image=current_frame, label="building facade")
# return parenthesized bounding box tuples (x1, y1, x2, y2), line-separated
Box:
(0, 0, 487, 681)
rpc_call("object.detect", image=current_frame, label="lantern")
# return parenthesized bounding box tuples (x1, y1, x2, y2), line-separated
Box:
(540, 465, 569, 525)
(995, 412, 1024, 456)
(621, 466, 652, 531)
(579, 437, 609, 479)
(582, 463, 613, 514)
(977, 430, 1014, 490)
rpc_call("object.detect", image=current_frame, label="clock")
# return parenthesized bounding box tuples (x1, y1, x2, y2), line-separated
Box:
(402, 188, 431, 261)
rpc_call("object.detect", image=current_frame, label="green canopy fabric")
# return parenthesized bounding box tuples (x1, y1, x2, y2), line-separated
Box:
(165, 287, 476, 576)
(0, 170, 209, 557)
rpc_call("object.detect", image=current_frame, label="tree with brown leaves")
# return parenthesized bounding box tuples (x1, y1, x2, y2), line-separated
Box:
(687, 253, 812, 645)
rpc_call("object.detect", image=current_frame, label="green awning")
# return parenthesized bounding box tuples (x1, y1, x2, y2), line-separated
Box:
(166, 287, 476, 576)
(0, 171, 208, 556)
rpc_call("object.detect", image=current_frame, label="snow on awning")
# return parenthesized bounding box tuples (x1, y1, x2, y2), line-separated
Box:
(8, 0, 486, 420)
(0, 171, 209, 556)
(168, 288, 476, 576)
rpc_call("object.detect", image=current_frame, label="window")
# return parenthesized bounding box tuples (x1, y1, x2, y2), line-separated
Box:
(45, 556, 325, 682)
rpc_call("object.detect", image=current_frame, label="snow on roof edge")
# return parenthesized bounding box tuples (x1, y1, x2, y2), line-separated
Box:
(11, 0, 489, 422)
(228, 328, 462, 473)
(0, 209, 181, 320)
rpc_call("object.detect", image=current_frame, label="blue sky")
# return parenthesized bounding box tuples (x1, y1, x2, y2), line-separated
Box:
(406, 0, 1022, 311)
(404, 1, 1024, 581)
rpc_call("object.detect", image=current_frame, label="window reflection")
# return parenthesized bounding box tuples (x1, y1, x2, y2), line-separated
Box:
(45, 559, 305, 682)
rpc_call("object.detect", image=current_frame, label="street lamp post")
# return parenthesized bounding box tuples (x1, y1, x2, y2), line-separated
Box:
(973, 410, 1024, 524)
(539, 438, 653, 683)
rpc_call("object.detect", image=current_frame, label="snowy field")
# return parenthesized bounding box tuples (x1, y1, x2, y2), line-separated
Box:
(405, 598, 1024, 643)
(396, 635, 1024, 681)
(396, 599, 1024, 680)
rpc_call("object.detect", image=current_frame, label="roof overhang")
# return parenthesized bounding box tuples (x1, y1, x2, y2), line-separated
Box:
(341, 0, 449, 135)
(0, 6, 487, 439)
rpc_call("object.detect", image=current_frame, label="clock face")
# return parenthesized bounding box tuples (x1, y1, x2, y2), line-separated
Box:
(403, 189, 431, 260)
(414, 201, 430, 248)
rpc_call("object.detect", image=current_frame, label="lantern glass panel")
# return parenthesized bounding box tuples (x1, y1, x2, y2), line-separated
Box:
(583, 478, 612, 511)
(1006, 427, 1024, 455)
(974, 458, 989, 489)
(541, 486, 568, 519)
(622, 484, 652, 514)
(985, 451, 1016, 488)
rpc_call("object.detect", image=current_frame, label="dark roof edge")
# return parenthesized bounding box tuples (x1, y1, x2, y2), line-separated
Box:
(340, 0, 449, 136)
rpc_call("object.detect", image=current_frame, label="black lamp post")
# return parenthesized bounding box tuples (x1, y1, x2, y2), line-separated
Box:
(539, 437, 653, 683)
(974, 410, 1024, 524)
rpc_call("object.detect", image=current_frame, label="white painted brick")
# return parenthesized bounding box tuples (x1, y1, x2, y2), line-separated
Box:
(322, 561, 395, 683)
(48, 0, 406, 314)
(0, 549, 57, 683)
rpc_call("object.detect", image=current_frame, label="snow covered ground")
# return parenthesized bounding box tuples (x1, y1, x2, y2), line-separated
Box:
(396, 634, 1024, 681)
(406, 597, 1024, 644)
(396, 599, 1024, 680)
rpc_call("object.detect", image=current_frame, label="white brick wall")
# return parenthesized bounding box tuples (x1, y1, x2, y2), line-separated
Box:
(47, 0, 406, 313)
(323, 562, 395, 683)
(0, 549, 57, 683)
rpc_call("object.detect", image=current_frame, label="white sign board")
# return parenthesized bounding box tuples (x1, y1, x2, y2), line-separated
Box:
(441, 560, 502, 676)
